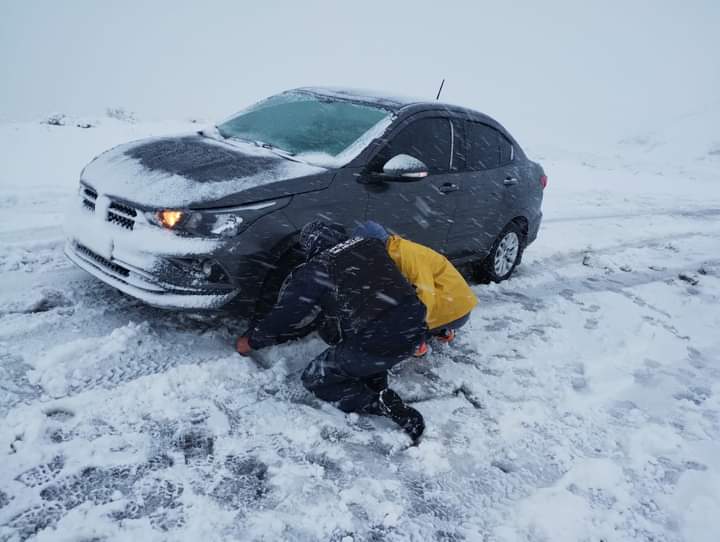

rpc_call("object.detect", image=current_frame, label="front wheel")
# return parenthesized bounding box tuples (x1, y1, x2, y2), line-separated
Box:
(475, 223, 524, 283)
(253, 244, 305, 318)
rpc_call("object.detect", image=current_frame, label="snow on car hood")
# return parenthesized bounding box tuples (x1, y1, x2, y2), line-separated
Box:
(80, 134, 329, 208)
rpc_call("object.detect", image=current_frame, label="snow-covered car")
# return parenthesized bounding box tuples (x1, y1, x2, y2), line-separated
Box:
(65, 87, 546, 313)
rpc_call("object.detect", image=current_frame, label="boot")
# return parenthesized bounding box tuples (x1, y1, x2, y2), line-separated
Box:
(413, 341, 429, 358)
(434, 328, 456, 344)
(378, 389, 425, 444)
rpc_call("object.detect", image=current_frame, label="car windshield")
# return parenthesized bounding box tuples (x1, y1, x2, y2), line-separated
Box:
(216, 92, 391, 157)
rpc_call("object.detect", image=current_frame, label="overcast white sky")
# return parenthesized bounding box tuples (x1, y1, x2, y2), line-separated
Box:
(2, 0, 719, 146)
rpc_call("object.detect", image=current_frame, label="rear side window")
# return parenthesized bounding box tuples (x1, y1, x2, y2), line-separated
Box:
(450, 119, 466, 171)
(376, 118, 452, 173)
(466, 122, 500, 170)
(499, 133, 514, 165)
(466, 122, 514, 170)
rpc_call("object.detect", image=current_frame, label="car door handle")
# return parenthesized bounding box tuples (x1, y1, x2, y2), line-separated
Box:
(503, 177, 519, 186)
(438, 182, 459, 194)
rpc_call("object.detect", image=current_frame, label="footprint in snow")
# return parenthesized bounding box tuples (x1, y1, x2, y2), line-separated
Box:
(584, 317, 599, 330)
(43, 407, 75, 421)
(14, 455, 65, 488)
(674, 386, 712, 406)
(633, 368, 659, 387)
(0, 490, 11, 509)
(210, 455, 269, 508)
(5, 503, 65, 541)
(111, 477, 186, 531)
(175, 426, 215, 464)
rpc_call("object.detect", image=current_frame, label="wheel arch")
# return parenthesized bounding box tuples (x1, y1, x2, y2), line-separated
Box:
(252, 230, 305, 318)
(509, 215, 529, 244)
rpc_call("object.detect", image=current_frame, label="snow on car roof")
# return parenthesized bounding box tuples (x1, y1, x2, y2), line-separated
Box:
(295, 86, 493, 124)
(295, 86, 428, 110)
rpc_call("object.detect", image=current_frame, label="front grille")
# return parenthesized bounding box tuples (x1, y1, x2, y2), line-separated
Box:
(107, 201, 137, 230)
(79, 184, 139, 231)
(82, 186, 97, 212)
(108, 212, 134, 230)
(75, 243, 130, 277)
(109, 201, 137, 217)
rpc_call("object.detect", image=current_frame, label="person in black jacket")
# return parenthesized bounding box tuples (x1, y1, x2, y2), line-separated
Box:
(236, 221, 428, 443)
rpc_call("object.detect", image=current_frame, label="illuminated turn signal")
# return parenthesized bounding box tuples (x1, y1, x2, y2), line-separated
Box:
(157, 210, 184, 229)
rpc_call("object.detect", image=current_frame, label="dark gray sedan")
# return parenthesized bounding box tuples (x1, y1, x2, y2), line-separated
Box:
(65, 87, 546, 314)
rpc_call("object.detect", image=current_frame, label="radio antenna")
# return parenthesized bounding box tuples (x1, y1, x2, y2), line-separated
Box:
(435, 79, 445, 101)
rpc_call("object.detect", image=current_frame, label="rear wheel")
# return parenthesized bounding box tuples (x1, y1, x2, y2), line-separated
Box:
(475, 222, 524, 283)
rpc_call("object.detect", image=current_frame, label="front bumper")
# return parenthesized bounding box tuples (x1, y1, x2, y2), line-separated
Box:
(65, 241, 238, 309)
(64, 193, 238, 309)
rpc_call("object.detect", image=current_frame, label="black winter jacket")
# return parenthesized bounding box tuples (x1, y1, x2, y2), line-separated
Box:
(248, 237, 427, 355)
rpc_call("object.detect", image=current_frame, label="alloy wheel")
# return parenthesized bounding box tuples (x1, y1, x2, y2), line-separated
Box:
(493, 231, 519, 277)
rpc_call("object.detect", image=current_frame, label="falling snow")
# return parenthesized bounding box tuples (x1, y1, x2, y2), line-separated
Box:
(1, 111, 719, 542)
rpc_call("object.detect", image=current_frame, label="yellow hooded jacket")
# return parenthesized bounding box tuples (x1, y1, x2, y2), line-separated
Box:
(386, 235, 478, 330)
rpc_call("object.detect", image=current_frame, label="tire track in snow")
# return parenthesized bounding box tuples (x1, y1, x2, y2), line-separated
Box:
(1, 228, 715, 410)
(527, 230, 720, 271)
(544, 206, 720, 224)
(476, 258, 720, 313)
(2, 190, 719, 539)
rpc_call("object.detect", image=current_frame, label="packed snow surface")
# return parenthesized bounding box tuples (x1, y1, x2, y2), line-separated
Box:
(1, 115, 719, 541)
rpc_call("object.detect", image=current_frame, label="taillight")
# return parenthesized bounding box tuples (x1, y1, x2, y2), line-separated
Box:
(540, 175, 548, 189)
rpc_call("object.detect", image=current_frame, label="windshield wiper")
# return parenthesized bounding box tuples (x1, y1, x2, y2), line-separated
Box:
(253, 140, 296, 157)
(210, 126, 255, 145)
(208, 129, 303, 163)
(250, 140, 306, 163)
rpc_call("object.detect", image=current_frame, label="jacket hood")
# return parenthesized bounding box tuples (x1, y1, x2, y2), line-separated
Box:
(300, 221, 349, 259)
(353, 220, 390, 242)
(80, 134, 330, 208)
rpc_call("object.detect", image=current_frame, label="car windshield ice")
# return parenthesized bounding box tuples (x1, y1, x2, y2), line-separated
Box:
(217, 92, 391, 157)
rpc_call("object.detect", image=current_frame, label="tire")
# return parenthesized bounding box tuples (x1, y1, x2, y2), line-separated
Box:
(252, 244, 323, 340)
(475, 222, 525, 283)
(253, 244, 305, 319)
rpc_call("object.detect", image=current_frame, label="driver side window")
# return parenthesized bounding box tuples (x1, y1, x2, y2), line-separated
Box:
(374, 118, 452, 174)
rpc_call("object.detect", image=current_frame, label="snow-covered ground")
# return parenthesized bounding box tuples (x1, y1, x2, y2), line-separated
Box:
(1, 114, 719, 541)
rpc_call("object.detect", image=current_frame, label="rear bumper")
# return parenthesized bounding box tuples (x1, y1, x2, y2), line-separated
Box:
(65, 240, 238, 309)
(526, 211, 542, 245)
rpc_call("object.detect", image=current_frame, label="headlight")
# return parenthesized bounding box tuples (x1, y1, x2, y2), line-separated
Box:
(145, 197, 290, 238)
(158, 210, 185, 228)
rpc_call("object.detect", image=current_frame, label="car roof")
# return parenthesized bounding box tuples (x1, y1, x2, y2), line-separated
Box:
(295, 86, 422, 110)
(294, 86, 497, 124)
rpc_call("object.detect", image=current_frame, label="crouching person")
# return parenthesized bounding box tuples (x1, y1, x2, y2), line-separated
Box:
(354, 221, 478, 355)
(235, 221, 428, 444)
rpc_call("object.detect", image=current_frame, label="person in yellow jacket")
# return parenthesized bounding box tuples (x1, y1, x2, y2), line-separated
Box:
(353, 221, 477, 354)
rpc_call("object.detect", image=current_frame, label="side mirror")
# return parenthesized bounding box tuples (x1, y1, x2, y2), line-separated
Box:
(381, 154, 429, 180)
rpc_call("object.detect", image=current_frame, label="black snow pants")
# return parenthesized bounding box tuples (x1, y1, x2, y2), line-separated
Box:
(301, 340, 410, 414)
(301, 303, 426, 414)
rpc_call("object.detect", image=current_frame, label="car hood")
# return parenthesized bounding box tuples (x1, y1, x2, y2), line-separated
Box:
(80, 134, 331, 208)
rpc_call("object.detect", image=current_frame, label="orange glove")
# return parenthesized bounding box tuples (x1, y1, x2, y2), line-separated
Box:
(236, 336, 252, 356)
